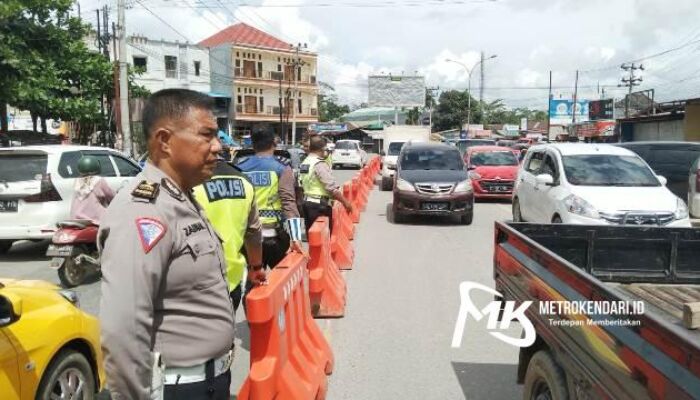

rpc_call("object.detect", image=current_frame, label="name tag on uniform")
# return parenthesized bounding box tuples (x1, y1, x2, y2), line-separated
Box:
(243, 171, 272, 187)
(205, 178, 246, 202)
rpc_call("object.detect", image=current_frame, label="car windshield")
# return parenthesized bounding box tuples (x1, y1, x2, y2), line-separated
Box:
(562, 155, 660, 187)
(387, 142, 404, 156)
(335, 141, 357, 150)
(470, 151, 519, 166)
(0, 153, 48, 182)
(400, 149, 463, 170)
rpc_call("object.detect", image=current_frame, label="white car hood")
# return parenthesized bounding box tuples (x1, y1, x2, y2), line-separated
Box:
(383, 155, 398, 166)
(570, 185, 679, 213)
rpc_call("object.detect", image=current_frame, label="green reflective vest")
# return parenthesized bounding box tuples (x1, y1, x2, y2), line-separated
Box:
(300, 154, 331, 199)
(193, 174, 254, 291)
(248, 170, 283, 226)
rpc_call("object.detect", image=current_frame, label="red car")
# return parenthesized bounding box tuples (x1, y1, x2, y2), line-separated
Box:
(464, 146, 520, 200)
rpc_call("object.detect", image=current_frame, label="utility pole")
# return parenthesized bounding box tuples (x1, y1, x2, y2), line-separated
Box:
(572, 70, 579, 124)
(479, 51, 485, 106)
(117, 0, 132, 156)
(288, 43, 307, 146)
(618, 63, 644, 118)
(276, 72, 284, 140)
(547, 70, 552, 139)
(112, 22, 120, 150)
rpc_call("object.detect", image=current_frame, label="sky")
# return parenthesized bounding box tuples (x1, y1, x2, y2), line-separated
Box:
(79, 0, 700, 110)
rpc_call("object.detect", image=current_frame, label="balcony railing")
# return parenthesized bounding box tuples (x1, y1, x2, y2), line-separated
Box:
(235, 105, 318, 118)
(233, 68, 317, 84)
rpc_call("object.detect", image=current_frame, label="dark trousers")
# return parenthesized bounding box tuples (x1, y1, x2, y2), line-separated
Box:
(303, 201, 333, 234)
(164, 370, 230, 400)
(230, 284, 242, 314)
(263, 229, 290, 268)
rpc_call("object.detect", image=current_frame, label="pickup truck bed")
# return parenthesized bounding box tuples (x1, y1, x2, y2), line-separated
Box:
(494, 222, 700, 400)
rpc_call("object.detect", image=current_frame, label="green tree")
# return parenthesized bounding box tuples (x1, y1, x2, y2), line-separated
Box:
(318, 81, 350, 122)
(406, 107, 421, 125)
(432, 90, 481, 132)
(0, 0, 148, 136)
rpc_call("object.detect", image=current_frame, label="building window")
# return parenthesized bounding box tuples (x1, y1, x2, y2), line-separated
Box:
(237, 96, 242, 104)
(235, 59, 240, 67)
(236, 52, 239, 57)
(298, 98, 302, 114)
(258, 54, 261, 60)
(277, 64, 281, 72)
(133, 56, 147, 72)
(194, 61, 201, 76)
(237, 88, 240, 93)
(257, 62, 262, 77)
(259, 97, 264, 111)
(164, 55, 177, 78)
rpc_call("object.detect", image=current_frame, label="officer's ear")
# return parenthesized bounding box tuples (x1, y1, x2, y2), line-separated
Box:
(152, 127, 175, 157)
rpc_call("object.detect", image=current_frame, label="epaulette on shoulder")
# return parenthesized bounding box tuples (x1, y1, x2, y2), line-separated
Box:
(274, 155, 292, 167)
(131, 180, 160, 201)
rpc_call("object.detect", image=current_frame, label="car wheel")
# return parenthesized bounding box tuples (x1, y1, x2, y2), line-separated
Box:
(391, 205, 405, 224)
(381, 177, 393, 191)
(0, 240, 13, 254)
(58, 257, 87, 288)
(36, 349, 96, 400)
(460, 212, 473, 225)
(513, 198, 524, 222)
(523, 350, 568, 400)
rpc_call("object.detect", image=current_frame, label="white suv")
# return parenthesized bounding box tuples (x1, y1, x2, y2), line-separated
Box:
(0, 145, 141, 253)
(512, 143, 691, 227)
(332, 140, 367, 169)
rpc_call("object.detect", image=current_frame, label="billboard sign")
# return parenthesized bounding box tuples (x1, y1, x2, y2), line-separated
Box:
(368, 75, 426, 108)
(588, 99, 614, 121)
(549, 99, 589, 125)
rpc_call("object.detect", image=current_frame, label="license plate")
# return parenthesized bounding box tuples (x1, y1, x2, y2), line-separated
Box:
(46, 244, 74, 257)
(0, 200, 18, 212)
(421, 202, 449, 211)
(49, 257, 65, 269)
(341, 152, 350, 156)
(496, 186, 509, 192)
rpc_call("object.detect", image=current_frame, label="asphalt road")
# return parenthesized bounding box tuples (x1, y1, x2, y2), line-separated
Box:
(0, 167, 523, 399)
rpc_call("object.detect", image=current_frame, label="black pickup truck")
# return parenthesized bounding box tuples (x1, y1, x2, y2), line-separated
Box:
(494, 222, 700, 400)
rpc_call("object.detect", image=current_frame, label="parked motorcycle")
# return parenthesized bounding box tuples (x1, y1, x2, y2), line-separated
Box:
(46, 220, 100, 288)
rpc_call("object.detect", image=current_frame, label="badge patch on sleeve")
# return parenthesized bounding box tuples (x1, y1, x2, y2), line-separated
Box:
(204, 178, 246, 202)
(136, 218, 166, 253)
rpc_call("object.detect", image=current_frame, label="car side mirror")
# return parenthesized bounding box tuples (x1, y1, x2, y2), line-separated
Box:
(657, 175, 667, 186)
(0, 293, 22, 327)
(380, 151, 386, 156)
(535, 173, 555, 186)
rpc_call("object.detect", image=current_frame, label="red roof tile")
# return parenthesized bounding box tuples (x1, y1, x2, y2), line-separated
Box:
(199, 23, 292, 51)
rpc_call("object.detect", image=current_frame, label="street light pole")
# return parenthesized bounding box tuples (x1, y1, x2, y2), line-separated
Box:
(446, 55, 497, 135)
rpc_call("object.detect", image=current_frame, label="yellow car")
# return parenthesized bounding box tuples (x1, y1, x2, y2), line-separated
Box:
(0, 279, 104, 400)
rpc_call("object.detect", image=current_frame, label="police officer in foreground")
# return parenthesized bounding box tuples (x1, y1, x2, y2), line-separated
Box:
(193, 148, 266, 313)
(237, 130, 305, 269)
(299, 135, 354, 233)
(99, 89, 234, 399)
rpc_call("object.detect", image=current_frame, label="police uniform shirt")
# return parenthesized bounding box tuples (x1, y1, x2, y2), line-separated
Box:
(98, 162, 234, 400)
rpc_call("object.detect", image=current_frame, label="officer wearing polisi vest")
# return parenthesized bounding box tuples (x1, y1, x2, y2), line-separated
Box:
(299, 135, 354, 233)
(99, 89, 234, 399)
(193, 148, 266, 313)
(237, 130, 305, 269)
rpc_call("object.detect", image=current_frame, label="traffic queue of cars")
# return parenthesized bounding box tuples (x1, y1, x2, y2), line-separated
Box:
(386, 138, 700, 227)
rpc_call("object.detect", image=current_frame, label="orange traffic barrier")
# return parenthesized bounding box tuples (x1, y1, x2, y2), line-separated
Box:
(331, 202, 354, 270)
(308, 216, 347, 317)
(344, 181, 360, 224)
(238, 252, 334, 400)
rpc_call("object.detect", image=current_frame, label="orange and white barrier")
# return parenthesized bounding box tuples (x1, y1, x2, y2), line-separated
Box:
(331, 202, 354, 270)
(238, 252, 334, 400)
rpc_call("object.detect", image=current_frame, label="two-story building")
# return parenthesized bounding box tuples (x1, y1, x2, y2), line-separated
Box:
(200, 23, 319, 143)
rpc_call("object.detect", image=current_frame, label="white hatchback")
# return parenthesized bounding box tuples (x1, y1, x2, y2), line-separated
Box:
(332, 140, 367, 169)
(512, 143, 691, 227)
(0, 145, 141, 253)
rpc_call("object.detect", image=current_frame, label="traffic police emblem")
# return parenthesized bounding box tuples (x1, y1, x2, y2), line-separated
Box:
(136, 217, 166, 253)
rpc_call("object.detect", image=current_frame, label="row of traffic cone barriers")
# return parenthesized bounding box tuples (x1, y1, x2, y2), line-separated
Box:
(237, 156, 382, 400)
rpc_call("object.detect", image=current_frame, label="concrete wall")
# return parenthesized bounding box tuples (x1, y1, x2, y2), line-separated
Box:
(633, 119, 684, 141)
